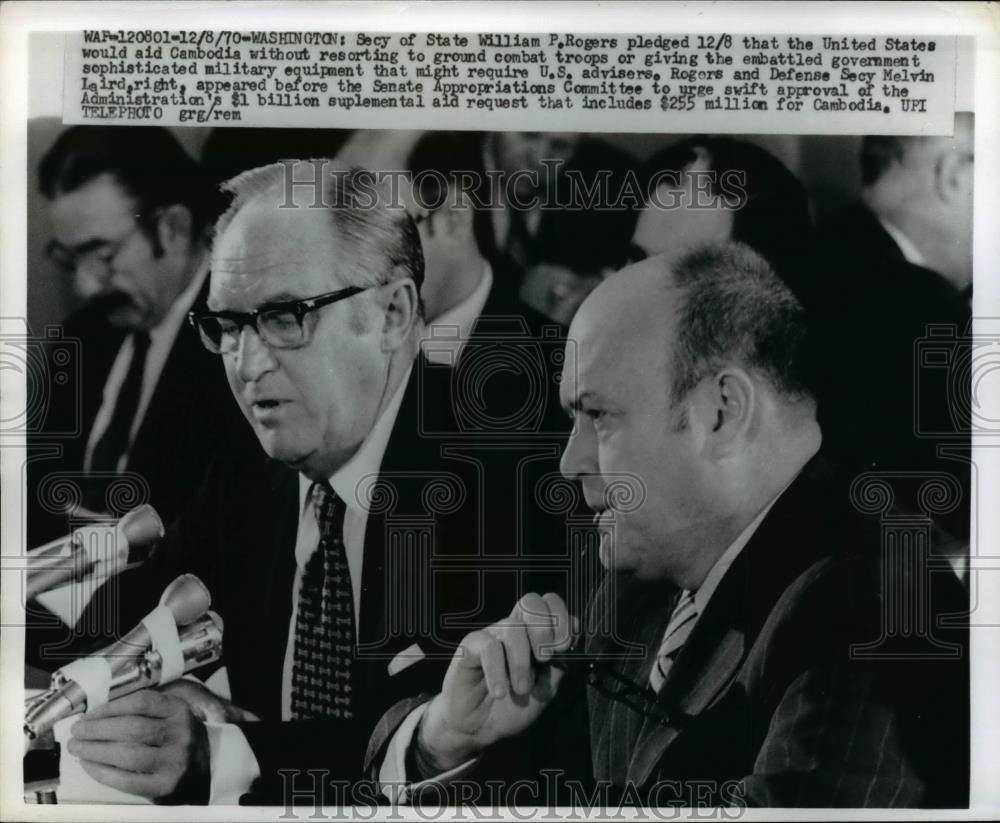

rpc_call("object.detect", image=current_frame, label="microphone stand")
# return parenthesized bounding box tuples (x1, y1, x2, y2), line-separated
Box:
(23, 728, 60, 803)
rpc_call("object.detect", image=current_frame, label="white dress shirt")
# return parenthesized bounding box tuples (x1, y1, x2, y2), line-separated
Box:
(877, 218, 927, 268)
(420, 264, 493, 366)
(207, 365, 412, 803)
(378, 488, 788, 794)
(83, 259, 209, 473)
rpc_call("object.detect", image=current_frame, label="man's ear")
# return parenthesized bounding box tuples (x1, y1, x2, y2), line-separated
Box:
(445, 190, 475, 236)
(378, 271, 419, 351)
(689, 368, 755, 457)
(156, 204, 194, 254)
(934, 149, 973, 205)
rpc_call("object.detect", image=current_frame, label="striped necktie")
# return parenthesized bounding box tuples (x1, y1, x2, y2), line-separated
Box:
(648, 589, 698, 693)
(290, 482, 355, 720)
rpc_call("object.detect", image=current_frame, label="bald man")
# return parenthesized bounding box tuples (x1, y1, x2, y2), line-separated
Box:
(367, 242, 969, 808)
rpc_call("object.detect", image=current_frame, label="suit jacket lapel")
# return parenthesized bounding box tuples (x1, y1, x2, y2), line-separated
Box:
(356, 361, 451, 685)
(584, 574, 676, 786)
(626, 564, 748, 787)
(255, 462, 300, 715)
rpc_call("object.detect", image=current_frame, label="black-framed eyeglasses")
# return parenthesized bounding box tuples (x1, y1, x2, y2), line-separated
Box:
(188, 285, 371, 354)
(45, 223, 145, 278)
(551, 654, 676, 727)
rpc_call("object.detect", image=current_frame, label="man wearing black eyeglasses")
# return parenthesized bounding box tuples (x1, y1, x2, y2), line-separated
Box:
(65, 164, 572, 805)
(28, 126, 237, 545)
(369, 242, 968, 809)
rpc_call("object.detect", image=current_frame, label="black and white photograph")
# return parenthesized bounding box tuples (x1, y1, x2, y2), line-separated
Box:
(1, 2, 997, 819)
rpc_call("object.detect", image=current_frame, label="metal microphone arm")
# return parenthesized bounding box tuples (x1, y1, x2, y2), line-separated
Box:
(26, 505, 164, 599)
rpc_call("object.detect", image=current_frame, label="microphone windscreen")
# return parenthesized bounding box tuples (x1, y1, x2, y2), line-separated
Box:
(159, 574, 211, 626)
(118, 505, 164, 551)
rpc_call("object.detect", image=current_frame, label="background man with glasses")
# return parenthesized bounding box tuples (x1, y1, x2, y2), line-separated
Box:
(368, 242, 969, 808)
(63, 165, 572, 804)
(28, 125, 237, 545)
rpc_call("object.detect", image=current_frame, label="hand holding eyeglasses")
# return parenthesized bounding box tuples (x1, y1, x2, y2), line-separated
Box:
(416, 592, 579, 774)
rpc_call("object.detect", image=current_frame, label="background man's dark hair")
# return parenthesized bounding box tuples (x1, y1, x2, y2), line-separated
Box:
(406, 130, 497, 260)
(859, 135, 911, 186)
(39, 125, 219, 244)
(641, 136, 812, 295)
(200, 127, 355, 189)
(668, 242, 814, 408)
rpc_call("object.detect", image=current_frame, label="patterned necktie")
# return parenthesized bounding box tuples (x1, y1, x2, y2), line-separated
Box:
(648, 589, 698, 693)
(90, 332, 150, 473)
(290, 482, 355, 720)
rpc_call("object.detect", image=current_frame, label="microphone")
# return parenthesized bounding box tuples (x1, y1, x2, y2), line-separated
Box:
(97, 574, 212, 673)
(26, 505, 164, 599)
(23, 574, 212, 740)
(25, 610, 224, 740)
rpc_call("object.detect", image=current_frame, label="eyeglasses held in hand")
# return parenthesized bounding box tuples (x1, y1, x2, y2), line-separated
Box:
(189, 285, 371, 354)
(550, 654, 678, 728)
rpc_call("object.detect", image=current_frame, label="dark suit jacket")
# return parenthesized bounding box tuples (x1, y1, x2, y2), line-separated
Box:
(369, 459, 969, 808)
(71, 358, 583, 804)
(423, 267, 594, 604)
(804, 204, 972, 542)
(26, 293, 241, 544)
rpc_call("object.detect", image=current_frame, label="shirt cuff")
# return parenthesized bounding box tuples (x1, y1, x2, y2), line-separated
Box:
(205, 722, 260, 804)
(378, 703, 477, 802)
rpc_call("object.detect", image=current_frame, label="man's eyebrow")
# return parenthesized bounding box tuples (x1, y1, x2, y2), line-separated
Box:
(562, 390, 598, 414)
(259, 292, 303, 304)
(204, 291, 304, 313)
(50, 237, 111, 255)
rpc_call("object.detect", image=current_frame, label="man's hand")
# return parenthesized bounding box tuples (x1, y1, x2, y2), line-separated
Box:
(67, 689, 211, 803)
(417, 592, 578, 772)
(160, 679, 260, 724)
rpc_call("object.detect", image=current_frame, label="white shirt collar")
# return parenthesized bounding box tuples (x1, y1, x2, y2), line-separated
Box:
(421, 263, 493, 366)
(297, 363, 413, 522)
(149, 252, 208, 347)
(878, 218, 927, 267)
(692, 489, 786, 616)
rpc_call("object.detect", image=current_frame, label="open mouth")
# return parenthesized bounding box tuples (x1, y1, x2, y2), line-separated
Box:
(253, 400, 282, 409)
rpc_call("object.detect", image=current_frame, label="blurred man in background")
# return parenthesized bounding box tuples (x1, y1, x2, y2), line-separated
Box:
(809, 115, 974, 564)
(631, 136, 812, 297)
(28, 126, 238, 544)
(484, 131, 638, 324)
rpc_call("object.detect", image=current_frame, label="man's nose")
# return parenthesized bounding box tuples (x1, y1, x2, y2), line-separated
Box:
(73, 260, 112, 301)
(233, 326, 277, 383)
(559, 418, 596, 480)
